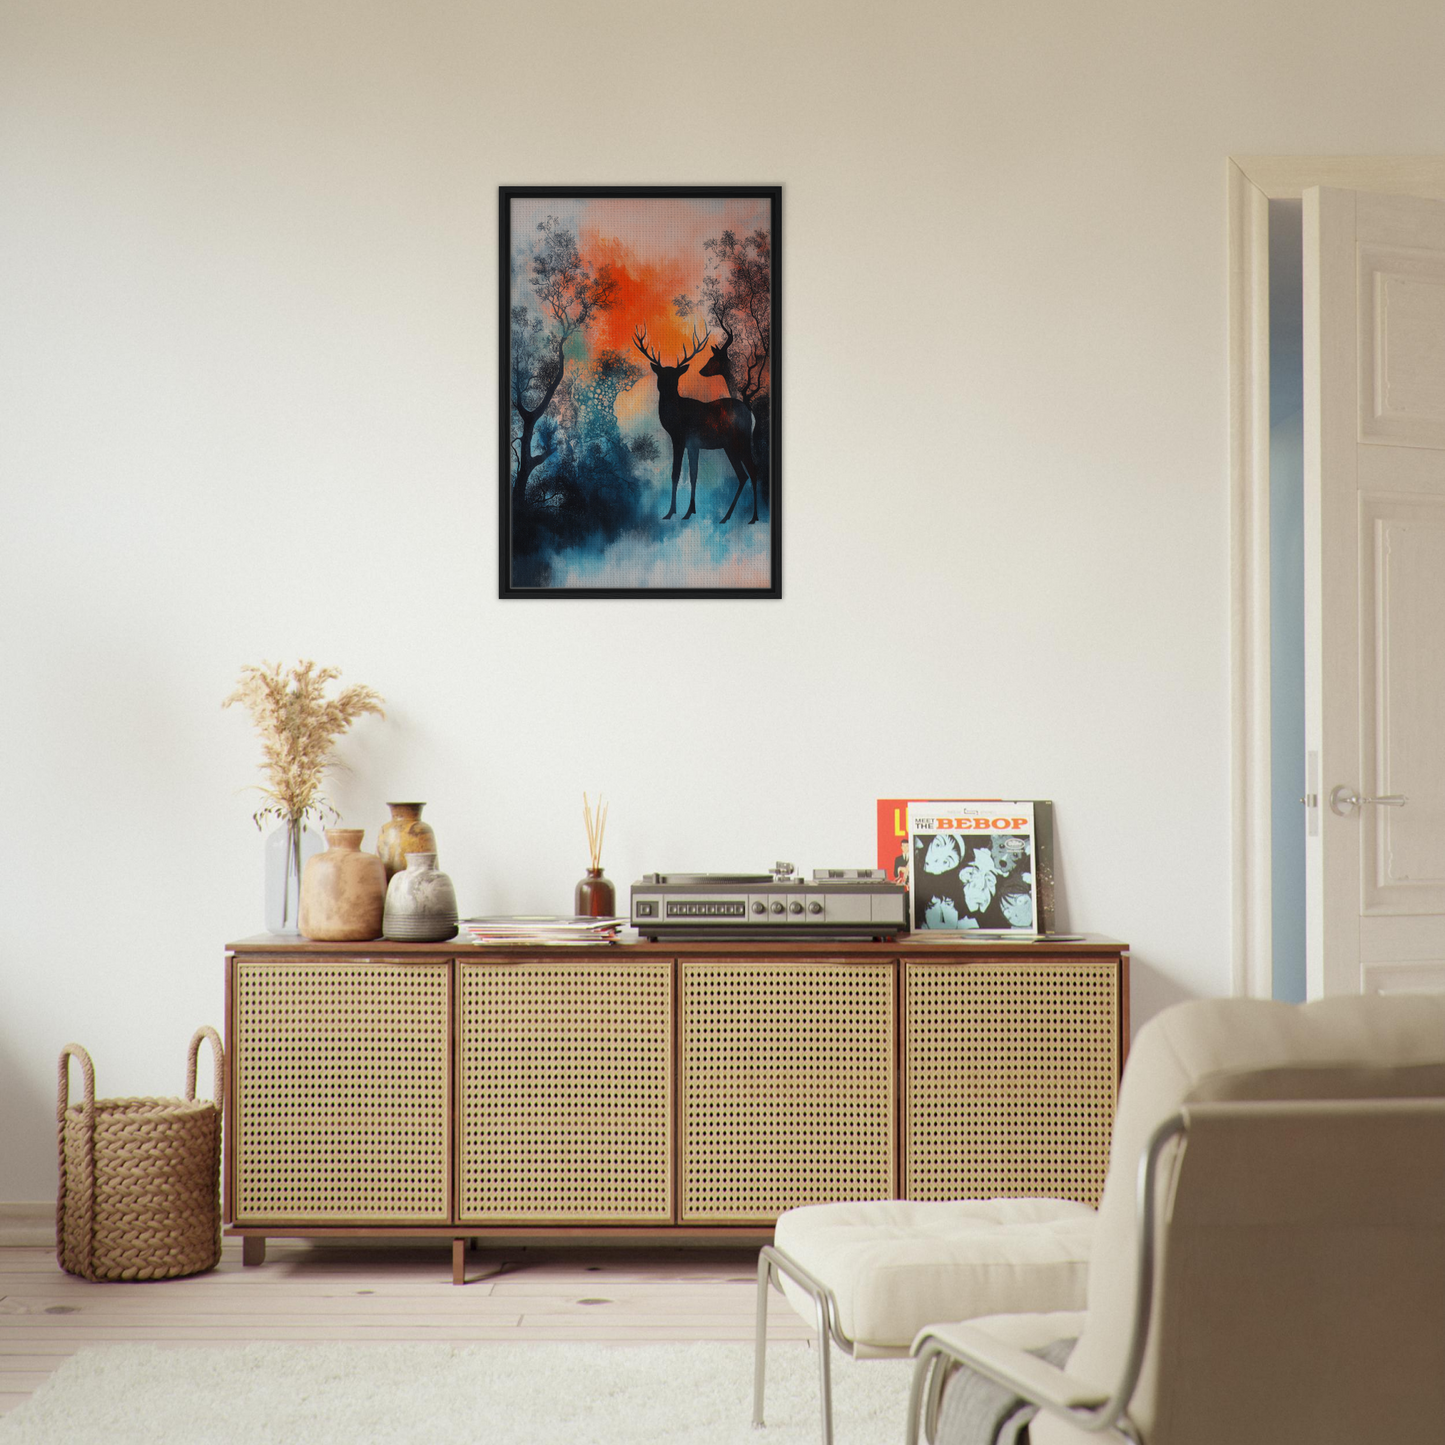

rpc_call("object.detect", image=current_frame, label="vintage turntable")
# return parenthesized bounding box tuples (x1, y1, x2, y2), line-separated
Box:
(630, 863, 907, 940)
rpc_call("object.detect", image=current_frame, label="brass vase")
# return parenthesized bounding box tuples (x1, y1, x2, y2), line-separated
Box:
(376, 802, 438, 881)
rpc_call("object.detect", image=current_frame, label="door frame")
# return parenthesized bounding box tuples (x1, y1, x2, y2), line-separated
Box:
(1227, 157, 1445, 999)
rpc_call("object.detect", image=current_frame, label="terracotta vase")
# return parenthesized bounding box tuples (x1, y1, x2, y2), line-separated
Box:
(299, 829, 385, 941)
(383, 853, 459, 942)
(376, 802, 438, 881)
(574, 867, 616, 918)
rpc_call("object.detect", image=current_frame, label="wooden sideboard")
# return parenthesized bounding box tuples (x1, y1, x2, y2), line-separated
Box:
(224, 935, 1129, 1281)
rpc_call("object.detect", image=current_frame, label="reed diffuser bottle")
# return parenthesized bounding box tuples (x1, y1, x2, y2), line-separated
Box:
(575, 791, 616, 917)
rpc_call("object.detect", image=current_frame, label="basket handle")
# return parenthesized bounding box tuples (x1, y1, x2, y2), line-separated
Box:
(56, 1043, 98, 1277)
(57, 1043, 95, 1125)
(185, 1026, 225, 1108)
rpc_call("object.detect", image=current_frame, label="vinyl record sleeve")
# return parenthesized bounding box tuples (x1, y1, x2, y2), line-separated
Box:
(877, 798, 1055, 934)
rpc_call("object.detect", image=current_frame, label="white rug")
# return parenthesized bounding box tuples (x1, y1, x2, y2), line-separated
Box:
(0, 1341, 915, 1444)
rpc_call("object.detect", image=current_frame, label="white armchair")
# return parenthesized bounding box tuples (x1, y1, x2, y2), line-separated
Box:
(907, 993, 1445, 1445)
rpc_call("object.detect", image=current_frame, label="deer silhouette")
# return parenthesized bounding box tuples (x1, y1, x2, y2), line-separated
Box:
(698, 319, 743, 400)
(632, 323, 759, 524)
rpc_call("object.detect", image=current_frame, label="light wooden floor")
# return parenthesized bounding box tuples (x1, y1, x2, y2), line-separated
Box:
(0, 1239, 812, 1416)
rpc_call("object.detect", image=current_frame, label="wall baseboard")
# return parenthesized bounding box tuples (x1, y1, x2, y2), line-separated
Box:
(0, 1202, 54, 1247)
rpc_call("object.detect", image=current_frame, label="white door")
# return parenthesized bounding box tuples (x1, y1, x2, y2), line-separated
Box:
(1305, 186, 1445, 996)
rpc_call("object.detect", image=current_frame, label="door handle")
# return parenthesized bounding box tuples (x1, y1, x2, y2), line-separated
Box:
(1329, 786, 1408, 816)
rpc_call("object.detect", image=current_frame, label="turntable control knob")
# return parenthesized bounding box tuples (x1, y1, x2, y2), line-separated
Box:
(808, 901, 823, 915)
(770, 901, 785, 915)
(789, 901, 804, 915)
(752, 901, 766, 914)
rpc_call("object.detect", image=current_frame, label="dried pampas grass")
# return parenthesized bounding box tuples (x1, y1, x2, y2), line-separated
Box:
(223, 660, 385, 828)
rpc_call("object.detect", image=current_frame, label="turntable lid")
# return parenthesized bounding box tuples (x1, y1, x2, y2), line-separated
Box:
(648, 872, 772, 885)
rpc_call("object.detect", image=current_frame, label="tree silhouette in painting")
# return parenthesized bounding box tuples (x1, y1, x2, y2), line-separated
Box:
(629, 431, 660, 465)
(510, 217, 617, 517)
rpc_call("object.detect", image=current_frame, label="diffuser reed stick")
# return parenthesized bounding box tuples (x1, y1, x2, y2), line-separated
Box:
(582, 791, 608, 870)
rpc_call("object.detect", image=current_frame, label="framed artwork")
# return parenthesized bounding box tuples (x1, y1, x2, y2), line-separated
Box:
(499, 186, 781, 598)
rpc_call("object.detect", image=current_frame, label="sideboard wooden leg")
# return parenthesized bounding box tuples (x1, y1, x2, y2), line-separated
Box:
(452, 1237, 465, 1285)
(241, 1236, 266, 1268)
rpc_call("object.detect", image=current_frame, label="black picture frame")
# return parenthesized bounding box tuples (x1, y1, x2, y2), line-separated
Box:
(499, 186, 782, 599)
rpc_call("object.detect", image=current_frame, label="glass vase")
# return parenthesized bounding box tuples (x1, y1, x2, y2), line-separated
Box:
(264, 819, 323, 935)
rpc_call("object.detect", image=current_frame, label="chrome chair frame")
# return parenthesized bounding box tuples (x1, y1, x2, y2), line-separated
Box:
(753, 1242, 877, 1445)
(904, 1114, 1186, 1445)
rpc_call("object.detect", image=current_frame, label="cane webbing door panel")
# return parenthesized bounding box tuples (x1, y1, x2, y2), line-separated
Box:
(679, 959, 895, 1223)
(225, 938, 1126, 1248)
(457, 959, 673, 1222)
(233, 959, 450, 1223)
(904, 960, 1118, 1205)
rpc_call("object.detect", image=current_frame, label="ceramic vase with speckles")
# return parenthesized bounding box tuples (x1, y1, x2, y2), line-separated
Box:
(376, 802, 438, 881)
(299, 829, 385, 941)
(383, 853, 459, 942)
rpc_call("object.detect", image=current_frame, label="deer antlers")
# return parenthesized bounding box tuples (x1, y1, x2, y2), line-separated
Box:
(632, 322, 709, 369)
(631, 324, 661, 367)
(675, 324, 709, 367)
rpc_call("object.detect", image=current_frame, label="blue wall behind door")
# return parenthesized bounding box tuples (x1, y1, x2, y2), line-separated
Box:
(1269, 199, 1306, 1003)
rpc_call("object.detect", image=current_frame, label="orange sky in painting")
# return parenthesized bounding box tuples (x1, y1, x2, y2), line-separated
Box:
(511, 195, 770, 423)
(584, 233, 695, 361)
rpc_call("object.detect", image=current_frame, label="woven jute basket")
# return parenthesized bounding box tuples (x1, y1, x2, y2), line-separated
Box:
(56, 1026, 224, 1282)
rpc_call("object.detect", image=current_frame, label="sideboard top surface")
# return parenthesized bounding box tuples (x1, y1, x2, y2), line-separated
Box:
(227, 932, 1127, 959)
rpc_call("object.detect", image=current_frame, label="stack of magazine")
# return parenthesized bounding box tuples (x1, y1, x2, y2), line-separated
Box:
(458, 915, 626, 946)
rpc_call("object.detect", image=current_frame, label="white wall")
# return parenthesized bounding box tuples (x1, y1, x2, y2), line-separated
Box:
(3, 0, 1442, 1200)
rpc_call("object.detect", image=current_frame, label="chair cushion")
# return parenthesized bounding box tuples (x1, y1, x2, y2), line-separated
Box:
(772, 1198, 1096, 1354)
